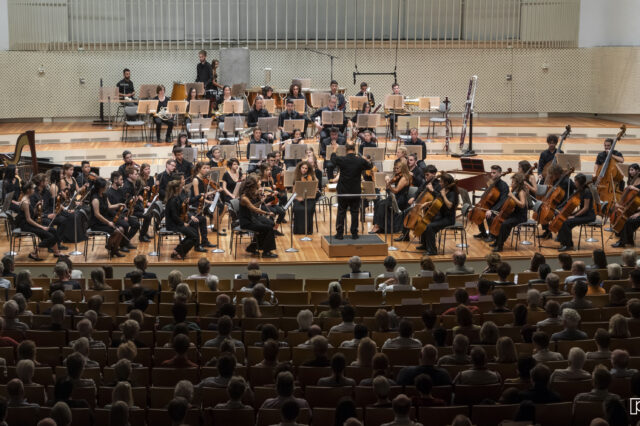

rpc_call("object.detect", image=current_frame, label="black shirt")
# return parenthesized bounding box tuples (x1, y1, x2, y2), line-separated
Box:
(118, 162, 134, 177)
(331, 92, 347, 110)
(154, 96, 170, 112)
(247, 108, 271, 127)
(330, 152, 372, 194)
(396, 365, 452, 387)
(196, 61, 214, 88)
(595, 149, 623, 165)
(437, 190, 459, 221)
(321, 136, 346, 158)
(537, 148, 563, 174)
(410, 167, 425, 189)
(90, 194, 112, 226)
(165, 194, 184, 230)
(175, 159, 193, 179)
(117, 78, 135, 97)
(278, 110, 304, 127)
(405, 138, 427, 160)
(491, 179, 510, 211)
(355, 90, 374, 106)
(578, 187, 595, 219)
(106, 186, 125, 205)
(157, 171, 173, 201)
(358, 139, 378, 156)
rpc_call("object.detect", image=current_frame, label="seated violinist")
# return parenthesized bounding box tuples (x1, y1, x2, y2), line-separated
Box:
(369, 159, 411, 234)
(207, 146, 226, 167)
(165, 177, 200, 260)
(258, 164, 286, 234)
(612, 163, 640, 248)
(490, 173, 528, 253)
(473, 165, 510, 243)
(266, 153, 286, 207)
(557, 173, 595, 252)
(416, 173, 459, 255)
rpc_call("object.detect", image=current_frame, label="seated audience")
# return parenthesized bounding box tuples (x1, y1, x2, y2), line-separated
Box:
(396, 345, 452, 386)
(329, 304, 356, 334)
(551, 308, 588, 341)
(341, 256, 371, 278)
(213, 377, 252, 409)
(317, 353, 356, 387)
(438, 334, 471, 365)
(260, 371, 309, 410)
(412, 374, 445, 408)
(536, 300, 563, 327)
(361, 353, 396, 386)
(610, 349, 638, 378)
(442, 288, 479, 315)
(540, 273, 569, 302)
(564, 261, 587, 287)
(382, 319, 421, 349)
(532, 331, 563, 362)
(550, 347, 591, 382)
(340, 324, 368, 348)
(381, 394, 424, 426)
(453, 347, 501, 385)
(493, 262, 514, 285)
(573, 365, 619, 402)
(505, 355, 536, 385)
(369, 376, 392, 408)
(608, 313, 630, 338)
(587, 329, 612, 360)
(203, 316, 244, 348)
(608, 285, 627, 307)
(351, 337, 377, 368)
(489, 289, 510, 313)
(161, 334, 198, 368)
(479, 321, 499, 345)
(302, 335, 330, 366)
(7, 378, 39, 407)
(445, 251, 474, 275)
(517, 363, 561, 403)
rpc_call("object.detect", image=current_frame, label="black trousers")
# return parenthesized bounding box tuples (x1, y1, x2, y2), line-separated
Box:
(242, 216, 276, 252)
(336, 196, 360, 236)
(373, 198, 402, 233)
(193, 214, 209, 245)
(420, 217, 453, 253)
(265, 204, 286, 224)
(293, 199, 316, 234)
(90, 219, 130, 248)
(495, 216, 526, 248)
(172, 224, 199, 257)
(478, 216, 494, 235)
(133, 211, 152, 237)
(22, 223, 58, 249)
(154, 117, 174, 140)
(557, 215, 594, 247)
(124, 216, 140, 241)
(620, 215, 640, 244)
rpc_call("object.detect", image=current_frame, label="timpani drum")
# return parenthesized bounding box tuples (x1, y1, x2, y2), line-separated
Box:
(171, 82, 187, 101)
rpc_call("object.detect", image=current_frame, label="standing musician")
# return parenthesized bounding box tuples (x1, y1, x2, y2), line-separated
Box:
(278, 99, 306, 140)
(238, 174, 278, 258)
(257, 163, 286, 233)
(173, 146, 193, 180)
(221, 158, 244, 203)
(331, 143, 373, 240)
(312, 95, 346, 139)
(612, 163, 640, 248)
(557, 173, 595, 252)
(405, 128, 427, 161)
(196, 50, 214, 93)
(473, 165, 510, 242)
(117, 150, 138, 177)
(355, 82, 375, 107)
(395, 165, 441, 242)
(539, 164, 575, 240)
(357, 130, 377, 156)
(190, 162, 220, 250)
(491, 173, 528, 253)
(537, 135, 563, 181)
(350, 103, 378, 142)
(105, 171, 138, 251)
(246, 128, 269, 172)
(60, 163, 78, 197)
(247, 97, 274, 141)
(89, 178, 129, 258)
(416, 173, 459, 255)
(165, 178, 199, 260)
(17, 181, 62, 261)
(594, 137, 625, 175)
(153, 85, 174, 143)
(519, 160, 537, 195)
(370, 159, 411, 234)
(122, 166, 151, 244)
(329, 80, 346, 111)
(157, 159, 176, 201)
(321, 127, 347, 180)
(292, 160, 320, 235)
(207, 146, 226, 167)
(117, 68, 135, 100)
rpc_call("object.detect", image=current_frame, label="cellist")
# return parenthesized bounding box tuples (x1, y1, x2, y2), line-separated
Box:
(557, 174, 595, 252)
(539, 164, 575, 240)
(537, 135, 563, 183)
(594, 138, 624, 176)
(491, 173, 528, 253)
(395, 165, 440, 242)
(612, 163, 640, 248)
(416, 173, 459, 255)
(519, 160, 537, 196)
(473, 165, 510, 243)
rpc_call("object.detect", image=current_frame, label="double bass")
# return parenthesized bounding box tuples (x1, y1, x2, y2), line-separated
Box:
(540, 124, 571, 182)
(467, 168, 512, 225)
(594, 125, 627, 215)
(533, 167, 574, 225)
(413, 180, 458, 237)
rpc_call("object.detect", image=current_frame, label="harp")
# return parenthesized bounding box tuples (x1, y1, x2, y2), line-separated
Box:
(0, 130, 38, 175)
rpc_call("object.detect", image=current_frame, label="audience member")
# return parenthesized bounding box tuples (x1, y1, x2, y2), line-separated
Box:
(380, 394, 423, 426)
(396, 345, 452, 386)
(551, 308, 588, 341)
(564, 261, 587, 287)
(574, 365, 619, 402)
(317, 353, 356, 387)
(382, 319, 421, 349)
(213, 376, 252, 409)
(369, 376, 392, 407)
(550, 347, 591, 382)
(438, 334, 471, 365)
(610, 349, 638, 378)
(587, 329, 612, 360)
(329, 304, 356, 334)
(532, 331, 563, 362)
(341, 256, 371, 278)
(445, 251, 474, 275)
(453, 347, 501, 385)
(412, 374, 445, 408)
(340, 324, 369, 348)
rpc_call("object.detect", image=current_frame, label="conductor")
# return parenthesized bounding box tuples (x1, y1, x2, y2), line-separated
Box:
(331, 143, 372, 240)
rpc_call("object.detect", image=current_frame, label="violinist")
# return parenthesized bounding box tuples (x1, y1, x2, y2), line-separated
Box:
(190, 162, 219, 250)
(165, 178, 199, 260)
(122, 166, 149, 243)
(491, 173, 528, 253)
(537, 135, 563, 180)
(612, 163, 640, 248)
(539, 164, 576, 240)
(106, 171, 137, 252)
(31, 173, 68, 250)
(357, 130, 378, 156)
(519, 160, 537, 195)
(405, 128, 427, 161)
(267, 153, 286, 207)
(60, 163, 78, 197)
(207, 146, 226, 167)
(247, 128, 269, 171)
(221, 158, 244, 203)
(396, 165, 441, 242)
(76, 161, 94, 191)
(416, 173, 459, 255)
(117, 150, 137, 177)
(292, 161, 319, 235)
(594, 138, 624, 175)
(395, 146, 408, 162)
(247, 97, 274, 141)
(473, 165, 510, 242)
(370, 159, 411, 234)
(173, 146, 193, 180)
(157, 159, 176, 201)
(557, 173, 595, 252)
(174, 132, 191, 149)
(321, 127, 346, 179)
(89, 178, 128, 258)
(258, 163, 286, 233)
(278, 99, 306, 140)
(238, 174, 278, 258)
(17, 181, 62, 261)
(140, 163, 154, 189)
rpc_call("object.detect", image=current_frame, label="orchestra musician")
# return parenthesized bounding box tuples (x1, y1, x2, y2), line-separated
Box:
(613, 163, 640, 248)
(491, 173, 528, 253)
(258, 163, 286, 232)
(395, 146, 408, 163)
(395, 164, 441, 242)
(173, 146, 193, 180)
(117, 68, 135, 100)
(292, 160, 320, 235)
(416, 173, 459, 255)
(190, 162, 220, 250)
(174, 132, 191, 149)
(44, 169, 79, 244)
(329, 80, 346, 111)
(331, 143, 373, 240)
(89, 178, 129, 258)
(594, 138, 624, 175)
(207, 146, 226, 167)
(196, 50, 214, 94)
(557, 173, 595, 252)
(153, 85, 174, 143)
(537, 135, 563, 181)
(519, 160, 537, 195)
(357, 130, 377, 156)
(262, 86, 274, 100)
(157, 159, 176, 201)
(105, 171, 138, 251)
(165, 178, 199, 260)
(2, 164, 22, 211)
(539, 164, 575, 240)
(60, 163, 78, 197)
(369, 159, 411, 234)
(278, 99, 305, 140)
(247, 97, 274, 141)
(355, 82, 375, 107)
(184, 88, 200, 135)
(238, 174, 278, 258)
(386, 83, 407, 139)
(122, 166, 152, 243)
(321, 127, 347, 179)
(246, 128, 269, 172)
(282, 129, 304, 169)
(211, 59, 223, 91)
(286, 83, 306, 110)
(76, 161, 94, 192)
(312, 95, 346, 139)
(17, 181, 62, 261)
(117, 150, 137, 177)
(407, 154, 424, 188)
(405, 128, 427, 161)
(351, 103, 378, 142)
(266, 153, 286, 206)
(216, 85, 241, 139)
(221, 158, 244, 203)
(473, 165, 510, 242)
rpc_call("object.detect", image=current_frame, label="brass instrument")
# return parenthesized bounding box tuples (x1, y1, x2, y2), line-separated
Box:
(156, 107, 170, 120)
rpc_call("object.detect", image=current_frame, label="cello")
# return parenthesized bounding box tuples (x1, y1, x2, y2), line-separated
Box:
(540, 124, 571, 182)
(489, 169, 534, 237)
(467, 168, 512, 225)
(533, 166, 574, 225)
(594, 125, 626, 216)
(548, 189, 582, 233)
(610, 185, 640, 233)
(403, 185, 436, 230)
(413, 180, 458, 237)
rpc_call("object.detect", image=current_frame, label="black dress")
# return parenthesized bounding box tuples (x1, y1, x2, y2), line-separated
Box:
(3, 177, 21, 212)
(495, 191, 529, 248)
(89, 194, 130, 248)
(221, 171, 239, 203)
(188, 179, 211, 245)
(374, 180, 410, 233)
(239, 196, 276, 252)
(165, 194, 198, 257)
(420, 190, 459, 253)
(293, 176, 320, 235)
(16, 200, 58, 248)
(557, 188, 595, 248)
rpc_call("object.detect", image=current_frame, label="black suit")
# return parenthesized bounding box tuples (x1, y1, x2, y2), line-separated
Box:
(331, 152, 372, 236)
(322, 136, 347, 179)
(196, 61, 214, 89)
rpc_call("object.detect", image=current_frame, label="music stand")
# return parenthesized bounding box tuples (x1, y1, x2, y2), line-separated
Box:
(249, 144, 269, 161)
(167, 101, 188, 116)
(291, 99, 306, 114)
(283, 170, 296, 187)
(185, 82, 205, 97)
(356, 114, 378, 129)
(460, 158, 485, 172)
(293, 180, 318, 241)
(398, 116, 419, 135)
(188, 100, 210, 117)
(349, 96, 368, 111)
(258, 117, 278, 136)
(138, 84, 157, 100)
(555, 154, 581, 173)
(262, 99, 276, 114)
(209, 167, 225, 182)
(418, 97, 432, 111)
(311, 92, 331, 109)
(284, 192, 298, 253)
(99, 87, 119, 130)
(326, 145, 346, 158)
(231, 83, 247, 98)
(222, 115, 245, 144)
(283, 119, 305, 134)
(285, 144, 308, 162)
(374, 172, 393, 189)
(402, 145, 422, 159)
(321, 111, 344, 127)
(137, 100, 159, 146)
(222, 100, 244, 115)
(219, 144, 237, 160)
(384, 94, 404, 141)
(363, 147, 385, 162)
